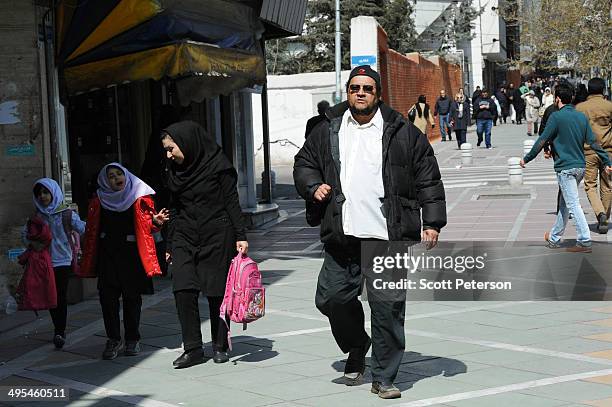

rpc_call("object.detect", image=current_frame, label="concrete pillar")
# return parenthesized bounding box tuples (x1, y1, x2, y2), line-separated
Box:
(508, 157, 523, 185)
(460, 143, 473, 165)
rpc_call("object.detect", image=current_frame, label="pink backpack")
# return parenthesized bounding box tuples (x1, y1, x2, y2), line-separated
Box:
(220, 253, 265, 350)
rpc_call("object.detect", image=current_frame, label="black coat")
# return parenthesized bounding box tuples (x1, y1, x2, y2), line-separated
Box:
(434, 97, 452, 115)
(97, 206, 154, 295)
(167, 169, 246, 295)
(293, 101, 446, 249)
(449, 100, 471, 130)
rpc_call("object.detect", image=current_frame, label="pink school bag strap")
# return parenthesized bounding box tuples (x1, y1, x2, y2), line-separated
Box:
(219, 253, 242, 351)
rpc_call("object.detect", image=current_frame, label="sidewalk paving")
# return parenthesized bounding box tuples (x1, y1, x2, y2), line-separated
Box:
(1, 123, 612, 406)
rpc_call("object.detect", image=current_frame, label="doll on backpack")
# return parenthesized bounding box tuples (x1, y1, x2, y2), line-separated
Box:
(80, 163, 169, 360)
(22, 178, 86, 349)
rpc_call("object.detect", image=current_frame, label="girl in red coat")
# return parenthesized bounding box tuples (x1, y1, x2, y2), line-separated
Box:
(81, 163, 168, 360)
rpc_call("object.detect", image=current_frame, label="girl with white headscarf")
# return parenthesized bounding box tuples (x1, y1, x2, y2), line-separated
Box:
(24, 178, 86, 349)
(80, 163, 169, 360)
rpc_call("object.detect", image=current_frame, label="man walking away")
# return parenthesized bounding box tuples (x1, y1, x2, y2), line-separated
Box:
(495, 87, 509, 124)
(305, 100, 330, 139)
(474, 89, 495, 149)
(293, 65, 447, 399)
(434, 90, 452, 141)
(513, 84, 525, 124)
(576, 77, 612, 233)
(521, 82, 612, 252)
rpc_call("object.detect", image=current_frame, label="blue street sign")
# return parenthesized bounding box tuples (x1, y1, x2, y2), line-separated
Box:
(351, 55, 377, 66)
(5, 145, 35, 157)
(7, 248, 26, 262)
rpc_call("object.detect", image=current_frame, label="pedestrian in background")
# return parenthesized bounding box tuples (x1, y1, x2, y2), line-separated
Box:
(521, 82, 612, 253)
(305, 100, 330, 139)
(576, 77, 612, 234)
(450, 92, 471, 149)
(491, 95, 502, 126)
(81, 163, 168, 360)
(162, 121, 248, 368)
(574, 83, 588, 105)
(542, 87, 555, 110)
(434, 90, 452, 141)
(24, 178, 86, 349)
(473, 89, 496, 149)
(512, 83, 525, 124)
(495, 87, 509, 124)
(523, 90, 541, 136)
(409, 95, 435, 137)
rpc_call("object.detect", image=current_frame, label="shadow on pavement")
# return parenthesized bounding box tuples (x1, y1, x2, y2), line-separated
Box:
(330, 352, 467, 391)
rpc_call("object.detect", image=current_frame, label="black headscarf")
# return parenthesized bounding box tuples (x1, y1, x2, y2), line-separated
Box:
(162, 120, 233, 193)
(415, 95, 430, 118)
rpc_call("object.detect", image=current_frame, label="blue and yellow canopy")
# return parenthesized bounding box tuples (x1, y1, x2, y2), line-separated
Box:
(56, 0, 266, 95)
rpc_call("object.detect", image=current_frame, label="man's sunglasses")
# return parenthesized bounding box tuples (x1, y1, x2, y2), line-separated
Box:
(349, 84, 375, 94)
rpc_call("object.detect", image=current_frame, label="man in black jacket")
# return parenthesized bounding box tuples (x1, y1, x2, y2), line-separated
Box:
(473, 89, 496, 148)
(293, 65, 446, 399)
(435, 90, 452, 141)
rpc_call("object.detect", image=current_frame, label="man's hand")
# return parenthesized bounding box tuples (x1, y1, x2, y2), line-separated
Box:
(165, 252, 172, 263)
(314, 184, 332, 202)
(605, 165, 612, 175)
(422, 229, 439, 250)
(544, 150, 552, 159)
(520, 159, 526, 168)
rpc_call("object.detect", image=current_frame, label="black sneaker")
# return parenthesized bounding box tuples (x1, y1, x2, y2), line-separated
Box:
(597, 212, 608, 234)
(53, 334, 65, 349)
(343, 336, 372, 386)
(213, 350, 229, 364)
(124, 341, 141, 356)
(102, 339, 124, 360)
(371, 381, 401, 399)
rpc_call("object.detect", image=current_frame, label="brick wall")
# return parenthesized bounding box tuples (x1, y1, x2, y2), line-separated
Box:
(377, 27, 462, 141)
(0, 3, 45, 303)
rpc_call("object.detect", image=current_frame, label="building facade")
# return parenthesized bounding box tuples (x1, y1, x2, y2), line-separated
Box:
(0, 0, 307, 305)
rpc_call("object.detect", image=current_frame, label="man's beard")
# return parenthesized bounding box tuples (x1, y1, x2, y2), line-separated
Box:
(350, 103, 378, 117)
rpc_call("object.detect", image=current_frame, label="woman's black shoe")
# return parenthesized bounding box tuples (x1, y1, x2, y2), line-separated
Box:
(53, 334, 65, 349)
(173, 348, 205, 369)
(213, 350, 229, 364)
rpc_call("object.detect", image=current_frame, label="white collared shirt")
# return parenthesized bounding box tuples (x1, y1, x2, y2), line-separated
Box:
(338, 108, 389, 240)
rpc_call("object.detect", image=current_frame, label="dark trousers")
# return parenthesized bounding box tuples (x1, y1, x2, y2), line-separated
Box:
(174, 290, 228, 352)
(99, 287, 143, 342)
(49, 266, 70, 336)
(455, 129, 467, 149)
(315, 249, 406, 384)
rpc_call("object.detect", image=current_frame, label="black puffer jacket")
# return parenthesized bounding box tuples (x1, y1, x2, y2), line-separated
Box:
(293, 101, 447, 249)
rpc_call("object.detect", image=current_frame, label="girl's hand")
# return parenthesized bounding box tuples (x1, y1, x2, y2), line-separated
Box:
(153, 208, 170, 226)
(236, 241, 249, 255)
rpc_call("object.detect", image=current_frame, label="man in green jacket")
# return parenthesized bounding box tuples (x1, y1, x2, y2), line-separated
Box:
(521, 82, 612, 253)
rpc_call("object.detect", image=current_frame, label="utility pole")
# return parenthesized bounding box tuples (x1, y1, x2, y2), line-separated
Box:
(334, 0, 341, 103)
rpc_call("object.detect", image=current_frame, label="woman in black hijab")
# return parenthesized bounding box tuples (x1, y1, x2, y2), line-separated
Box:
(161, 121, 248, 368)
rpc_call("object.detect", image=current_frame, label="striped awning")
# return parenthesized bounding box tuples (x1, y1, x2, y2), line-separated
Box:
(56, 0, 266, 96)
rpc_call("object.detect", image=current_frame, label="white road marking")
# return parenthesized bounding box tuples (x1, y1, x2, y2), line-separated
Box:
(389, 368, 612, 407)
(18, 369, 180, 407)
